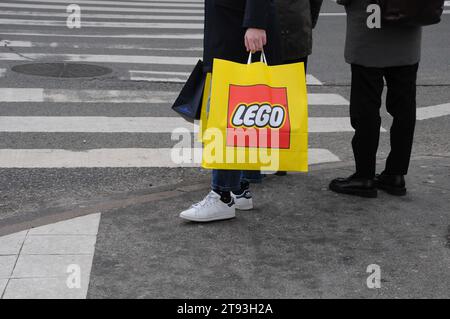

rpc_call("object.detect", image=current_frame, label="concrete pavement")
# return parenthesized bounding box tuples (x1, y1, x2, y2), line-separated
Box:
(85, 155, 450, 299)
(1, 155, 449, 298)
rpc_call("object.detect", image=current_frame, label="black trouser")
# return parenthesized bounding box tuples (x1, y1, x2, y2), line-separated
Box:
(350, 63, 419, 179)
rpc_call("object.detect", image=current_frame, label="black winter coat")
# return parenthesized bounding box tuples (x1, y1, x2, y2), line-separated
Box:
(203, 0, 282, 72)
(337, 0, 422, 67)
(276, 0, 323, 61)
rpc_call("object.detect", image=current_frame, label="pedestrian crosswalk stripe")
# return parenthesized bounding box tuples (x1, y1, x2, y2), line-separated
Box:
(0, 116, 369, 133)
(0, 19, 204, 29)
(0, 117, 198, 133)
(310, 118, 386, 132)
(4, 0, 204, 8)
(0, 148, 340, 168)
(445, 1, 450, 6)
(128, 70, 193, 83)
(128, 71, 324, 86)
(306, 75, 323, 86)
(0, 88, 181, 103)
(308, 94, 348, 105)
(0, 3, 203, 14)
(0, 31, 203, 40)
(0, 88, 345, 105)
(0, 40, 203, 51)
(417, 103, 450, 120)
(0, 52, 199, 65)
(0, 88, 45, 102)
(0, 40, 33, 48)
(0, 10, 205, 21)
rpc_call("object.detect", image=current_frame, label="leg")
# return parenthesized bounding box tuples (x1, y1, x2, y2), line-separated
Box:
(231, 172, 254, 211)
(384, 64, 419, 175)
(329, 64, 384, 198)
(241, 171, 263, 184)
(211, 169, 242, 193)
(212, 171, 254, 210)
(350, 64, 385, 179)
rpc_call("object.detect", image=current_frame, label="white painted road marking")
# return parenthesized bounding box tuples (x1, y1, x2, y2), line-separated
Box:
(0, 40, 32, 47)
(0, 40, 203, 51)
(0, 116, 381, 133)
(0, 52, 199, 65)
(308, 117, 386, 132)
(8, 0, 204, 8)
(0, 214, 100, 299)
(0, 148, 339, 168)
(306, 75, 323, 86)
(0, 117, 360, 133)
(0, 68, 6, 78)
(0, 88, 179, 103)
(0, 31, 203, 40)
(0, 3, 203, 14)
(0, 19, 204, 29)
(0, 88, 344, 105)
(0, 11, 205, 21)
(0, 88, 45, 102)
(129, 70, 193, 83)
(128, 71, 323, 86)
(308, 93, 347, 105)
(417, 103, 450, 120)
(0, 117, 199, 133)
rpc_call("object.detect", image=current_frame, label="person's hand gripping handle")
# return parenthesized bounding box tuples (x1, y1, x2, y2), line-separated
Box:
(244, 28, 267, 53)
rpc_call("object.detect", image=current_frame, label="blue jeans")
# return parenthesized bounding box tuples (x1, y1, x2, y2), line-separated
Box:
(212, 170, 263, 192)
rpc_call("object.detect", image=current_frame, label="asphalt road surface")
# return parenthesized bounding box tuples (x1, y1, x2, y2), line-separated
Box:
(0, 0, 449, 299)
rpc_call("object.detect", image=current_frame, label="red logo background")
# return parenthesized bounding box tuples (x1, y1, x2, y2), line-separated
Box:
(227, 84, 291, 149)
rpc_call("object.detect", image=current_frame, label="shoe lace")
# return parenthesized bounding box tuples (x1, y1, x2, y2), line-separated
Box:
(192, 192, 217, 209)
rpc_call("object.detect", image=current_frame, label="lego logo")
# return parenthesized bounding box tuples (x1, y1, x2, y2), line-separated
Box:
(231, 103, 285, 129)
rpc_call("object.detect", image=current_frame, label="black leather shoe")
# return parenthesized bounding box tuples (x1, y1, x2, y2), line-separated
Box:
(329, 174, 377, 198)
(274, 171, 287, 176)
(375, 173, 407, 196)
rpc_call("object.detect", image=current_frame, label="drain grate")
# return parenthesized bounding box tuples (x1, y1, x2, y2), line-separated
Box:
(11, 63, 112, 78)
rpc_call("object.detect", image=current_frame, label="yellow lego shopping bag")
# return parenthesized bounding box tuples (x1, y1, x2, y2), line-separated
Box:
(201, 55, 308, 172)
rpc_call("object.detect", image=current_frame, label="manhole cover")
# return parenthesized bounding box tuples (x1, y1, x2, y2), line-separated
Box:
(11, 63, 112, 78)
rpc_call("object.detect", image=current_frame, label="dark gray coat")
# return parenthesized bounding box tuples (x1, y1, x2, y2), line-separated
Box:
(203, 0, 282, 72)
(337, 0, 422, 67)
(275, 0, 323, 61)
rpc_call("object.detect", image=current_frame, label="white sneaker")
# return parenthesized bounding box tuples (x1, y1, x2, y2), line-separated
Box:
(179, 191, 236, 222)
(232, 189, 254, 211)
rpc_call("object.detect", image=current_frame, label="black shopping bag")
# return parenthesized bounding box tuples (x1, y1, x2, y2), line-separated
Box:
(172, 60, 206, 122)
